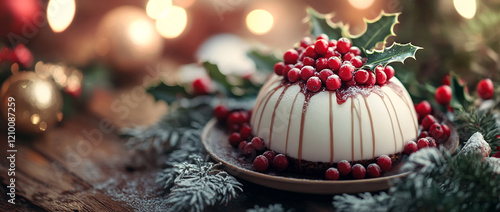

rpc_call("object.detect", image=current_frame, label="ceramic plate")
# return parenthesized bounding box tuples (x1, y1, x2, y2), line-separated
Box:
(202, 119, 459, 194)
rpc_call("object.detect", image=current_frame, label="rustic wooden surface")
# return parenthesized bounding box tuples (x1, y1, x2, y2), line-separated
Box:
(0, 90, 334, 211)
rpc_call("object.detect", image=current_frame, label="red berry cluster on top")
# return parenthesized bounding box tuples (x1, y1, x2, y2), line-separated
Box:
(273, 34, 395, 92)
(404, 101, 451, 155)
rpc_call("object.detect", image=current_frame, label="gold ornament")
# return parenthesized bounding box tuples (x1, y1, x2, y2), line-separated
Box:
(95, 6, 164, 72)
(1, 72, 63, 135)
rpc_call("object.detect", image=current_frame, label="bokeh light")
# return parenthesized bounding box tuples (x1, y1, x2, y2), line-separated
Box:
(453, 0, 476, 19)
(128, 19, 156, 46)
(146, 0, 172, 20)
(47, 0, 76, 33)
(348, 0, 375, 10)
(246, 9, 274, 35)
(156, 6, 188, 39)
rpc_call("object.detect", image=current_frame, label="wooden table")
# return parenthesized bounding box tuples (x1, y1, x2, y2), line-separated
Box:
(0, 110, 337, 211)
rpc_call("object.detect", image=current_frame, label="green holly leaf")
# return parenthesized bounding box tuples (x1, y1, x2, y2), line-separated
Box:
(363, 43, 422, 69)
(307, 8, 344, 40)
(247, 49, 280, 73)
(147, 83, 192, 104)
(351, 12, 399, 52)
(449, 73, 473, 110)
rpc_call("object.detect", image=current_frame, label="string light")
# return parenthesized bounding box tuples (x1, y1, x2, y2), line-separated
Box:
(156, 6, 187, 39)
(453, 0, 476, 19)
(47, 0, 76, 33)
(146, 0, 172, 19)
(348, 0, 375, 10)
(246, 9, 274, 35)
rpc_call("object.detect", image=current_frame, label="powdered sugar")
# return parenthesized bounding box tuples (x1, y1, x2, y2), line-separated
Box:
(337, 85, 384, 102)
(459, 132, 491, 157)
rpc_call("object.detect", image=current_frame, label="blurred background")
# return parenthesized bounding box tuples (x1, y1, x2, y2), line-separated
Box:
(1, 0, 499, 134)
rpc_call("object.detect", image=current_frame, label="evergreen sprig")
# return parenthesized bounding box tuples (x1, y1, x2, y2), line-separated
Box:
(158, 156, 243, 212)
(247, 204, 288, 212)
(454, 107, 500, 156)
(333, 148, 500, 212)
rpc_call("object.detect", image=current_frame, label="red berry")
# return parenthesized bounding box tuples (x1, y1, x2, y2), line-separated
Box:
(429, 123, 444, 139)
(375, 68, 387, 85)
(404, 141, 418, 155)
(240, 124, 252, 139)
(250, 137, 266, 151)
(384, 66, 395, 80)
(365, 71, 376, 87)
(418, 131, 430, 139)
(325, 168, 340, 180)
(327, 56, 342, 71)
(192, 77, 211, 95)
(262, 150, 276, 162)
(214, 105, 229, 121)
(442, 75, 451, 86)
(287, 68, 301, 82)
(417, 138, 430, 149)
(273, 154, 289, 171)
(350, 56, 363, 68)
(253, 155, 269, 172)
(477, 79, 494, 100)
(343, 52, 355, 62)
(307, 77, 322, 92)
(376, 155, 392, 172)
(367, 163, 381, 178)
(294, 62, 304, 70)
(415, 101, 432, 116)
(238, 140, 248, 152)
(354, 69, 370, 84)
(300, 66, 315, 81)
(428, 138, 437, 147)
(441, 124, 450, 141)
(229, 124, 241, 132)
(300, 37, 312, 48)
(303, 46, 318, 59)
(323, 48, 335, 58)
(243, 143, 256, 158)
(326, 75, 342, 91)
(339, 64, 354, 81)
(344, 78, 356, 87)
(315, 58, 329, 71)
(319, 69, 334, 83)
(283, 49, 299, 64)
(435, 85, 452, 105)
(337, 160, 352, 176)
(328, 39, 337, 47)
(314, 39, 329, 55)
(336, 38, 352, 54)
(349, 47, 362, 56)
(274, 62, 285, 76)
(317, 33, 329, 41)
(229, 132, 242, 147)
(421, 115, 437, 130)
(282, 64, 294, 80)
(351, 164, 366, 179)
(302, 57, 315, 66)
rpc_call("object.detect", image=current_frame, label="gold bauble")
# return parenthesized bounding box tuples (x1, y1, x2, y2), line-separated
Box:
(1, 72, 63, 135)
(95, 6, 164, 72)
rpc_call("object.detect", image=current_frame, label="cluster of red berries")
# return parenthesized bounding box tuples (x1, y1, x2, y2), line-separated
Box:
(404, 101, 451, 155)
(273, 34, 395, 92)
(214, 105, 290, 172)
(324, 155, 392, 180)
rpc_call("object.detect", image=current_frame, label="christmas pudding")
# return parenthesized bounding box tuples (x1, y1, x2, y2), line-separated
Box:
(250, 36, 419, 168)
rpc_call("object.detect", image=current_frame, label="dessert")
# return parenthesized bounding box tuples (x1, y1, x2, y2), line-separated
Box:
(250, 35, 419, 166)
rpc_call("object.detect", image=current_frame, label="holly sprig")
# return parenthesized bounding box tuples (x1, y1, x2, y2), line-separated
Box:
(307, 8, 422, 70)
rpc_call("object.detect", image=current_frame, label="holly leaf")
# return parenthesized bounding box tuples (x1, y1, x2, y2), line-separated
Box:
(202, 61, 234, 95)
(351, 12, 399, 52)
(247, 49, 280, 73)
(147, 83, 192, 104)
(363, 43, 422, 69)
(307, 8, 344, 40)
(449, 73, 473, 110)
